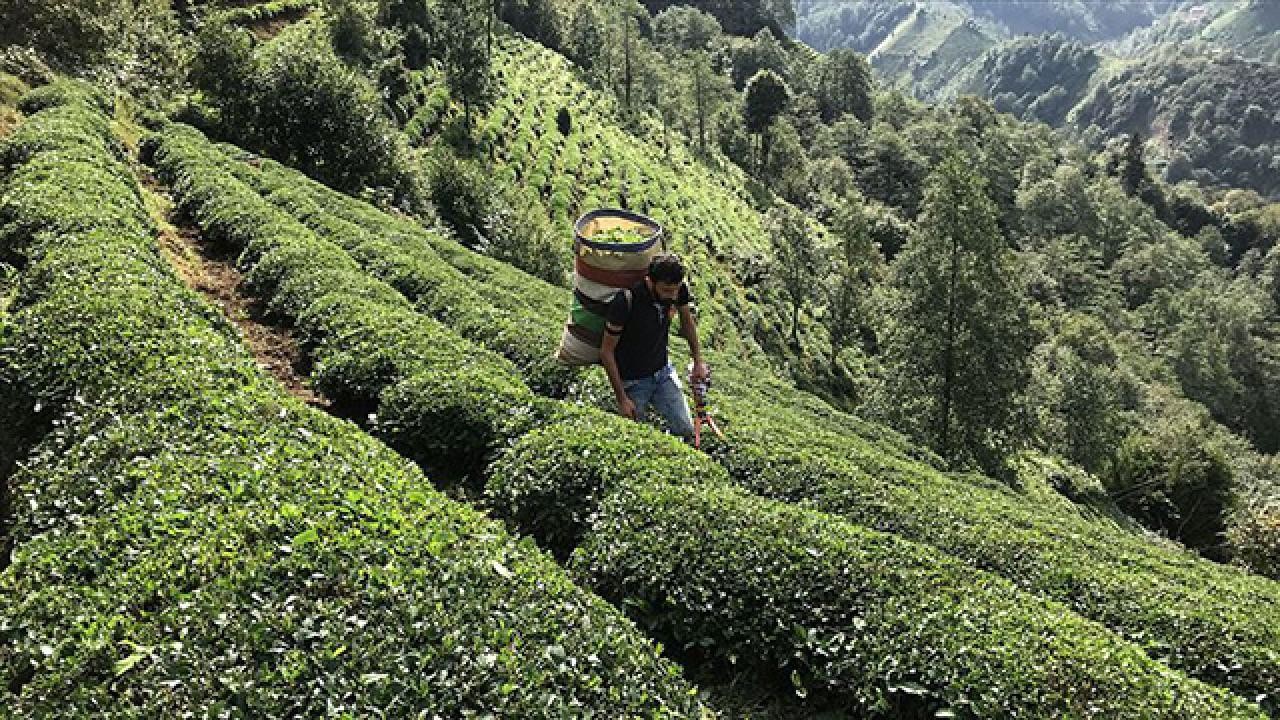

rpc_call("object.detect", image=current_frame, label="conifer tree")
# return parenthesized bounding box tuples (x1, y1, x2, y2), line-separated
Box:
(878, 149, 1035, 472)
(439, 0, 493, 129)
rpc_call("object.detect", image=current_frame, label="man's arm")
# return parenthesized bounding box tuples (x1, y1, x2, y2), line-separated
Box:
(600, 325, 636, 419)
(678, 305, 709, 382)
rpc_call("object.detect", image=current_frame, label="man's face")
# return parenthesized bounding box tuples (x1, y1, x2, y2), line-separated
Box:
(651, 280, 682, 303)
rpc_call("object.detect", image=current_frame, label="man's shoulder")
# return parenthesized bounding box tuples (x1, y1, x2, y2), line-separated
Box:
(606, 283, 639, 324)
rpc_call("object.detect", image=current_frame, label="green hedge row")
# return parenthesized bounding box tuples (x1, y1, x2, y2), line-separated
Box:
(0, 90, 706, 718)
(488, 416, 1263, 717)
(578, 480, 1264, 718)
(212, 146, 580, 395)
(150, 124, 539, 477)
(152, 123, 1267, 717)
(703, 403, 1280, 712)
(220, 145, 569, 324)
(0, 102, 146, 268)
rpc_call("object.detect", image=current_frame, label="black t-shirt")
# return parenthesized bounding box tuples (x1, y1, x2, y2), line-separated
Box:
(605, 280, 692, 381)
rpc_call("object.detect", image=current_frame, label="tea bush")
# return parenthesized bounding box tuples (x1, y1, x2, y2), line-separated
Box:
(487, 410, 729, 558)
(211, 144, 581, 395)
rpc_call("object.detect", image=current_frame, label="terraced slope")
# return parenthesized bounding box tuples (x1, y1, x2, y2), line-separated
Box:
(146, 120, 1272, 717)
(0, 85, 707, 717)
(149, 121, 1274, 716)
(207, 69, 1280, 709)
(415, 37, 779, 357)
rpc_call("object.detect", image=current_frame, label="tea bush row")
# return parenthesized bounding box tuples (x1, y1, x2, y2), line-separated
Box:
(212, 146, 580, 395)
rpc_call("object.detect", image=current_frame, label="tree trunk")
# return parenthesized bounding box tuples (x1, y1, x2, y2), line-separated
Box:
(760, 127, 772, 184)
(623, 18, 633, 111)
(939, 220, 961, 462)
(486, 0, 495, 62)
(695, 63, 706, 154)
(791, 300, 800, 347)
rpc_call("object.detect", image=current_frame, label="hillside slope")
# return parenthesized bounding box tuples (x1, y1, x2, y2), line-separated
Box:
(169, 27, 1280, 711)
(795, 0, 1280, 198)
(4, 3, 1280, 717)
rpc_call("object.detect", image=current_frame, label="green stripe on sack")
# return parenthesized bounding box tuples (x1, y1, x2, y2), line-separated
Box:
(571, 297, 606, 333)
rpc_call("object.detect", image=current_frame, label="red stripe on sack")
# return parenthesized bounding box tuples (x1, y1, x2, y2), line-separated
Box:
(575, 257, 646, 288)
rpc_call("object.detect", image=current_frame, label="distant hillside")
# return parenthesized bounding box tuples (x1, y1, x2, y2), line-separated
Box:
(1073, 50, 1280, 197)
(794, 0, 1280, 199)
(795, 0, 1175, 53)
(868, 3, 1000, 97)
(1112, 0, 1280, 63)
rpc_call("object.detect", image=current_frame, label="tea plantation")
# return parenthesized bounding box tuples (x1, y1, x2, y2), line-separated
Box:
(2, 3, 1280, 718)
(141, 116, 1268, 718)
(0, 85, 706, 718)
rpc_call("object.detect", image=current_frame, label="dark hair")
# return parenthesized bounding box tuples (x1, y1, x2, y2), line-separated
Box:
(648, 253, 685, 284)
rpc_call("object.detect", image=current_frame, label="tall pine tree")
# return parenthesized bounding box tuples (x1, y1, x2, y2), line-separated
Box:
(877, 149, 1036, 473)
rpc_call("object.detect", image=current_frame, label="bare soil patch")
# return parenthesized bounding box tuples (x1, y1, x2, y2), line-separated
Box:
(141, 172, 330, 409)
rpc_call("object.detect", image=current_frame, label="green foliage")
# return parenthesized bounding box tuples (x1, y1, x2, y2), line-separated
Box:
(574, 479, 1264, 719)
(1229, 499, 1280, 581)
(707, 394, 1280, 711)
(426, 147, 493, 246)
(480, 186, 568, 285)
(1025, 313, 1134, 475)
(498, 0, 561, 51)
(1109, 409, 1236, 555)
(486, 409, 727, 558)
(814, 48, 873, 124)
(764, 204, 821, 346)
(969, 34, 1098, 126)
(875, 149, 1036, 473)
(228, 152, 577, 393)
(0, 100, 147, 267)
(0, 0, 184, 93)
(0, 47, 54, 87)
(376, 367, 544, 479)
(1139, 274, 1280, 454)
(220, 0, 318, 27)
(13, 80, 110, 116)
(819, 197, 881, 359)
(742, 68, 788, 136)
(1074, 51, 1280, 200)
(324, 0, 387, 64)
(190, 20, 425, 209)
(652, 6, 724, 53)
(437, 0, 495, 124)
(855, 121, 927, 217)
(151, 90, 1280, 713)
(148, 116, 1257, 718)
(641, 0, 792, 39)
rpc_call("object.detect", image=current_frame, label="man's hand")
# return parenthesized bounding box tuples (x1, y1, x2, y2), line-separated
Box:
(618, 396, 638, 420)
(690, 360, 710, 384)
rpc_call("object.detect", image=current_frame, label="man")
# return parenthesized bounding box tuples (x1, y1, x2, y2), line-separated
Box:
(600, 253, 709, 440)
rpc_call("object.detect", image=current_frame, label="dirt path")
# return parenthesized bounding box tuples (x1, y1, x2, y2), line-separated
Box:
(140, 172, 330, 409)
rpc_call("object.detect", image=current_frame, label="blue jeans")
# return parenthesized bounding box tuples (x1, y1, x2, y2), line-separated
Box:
(623, 363, 695, 438)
